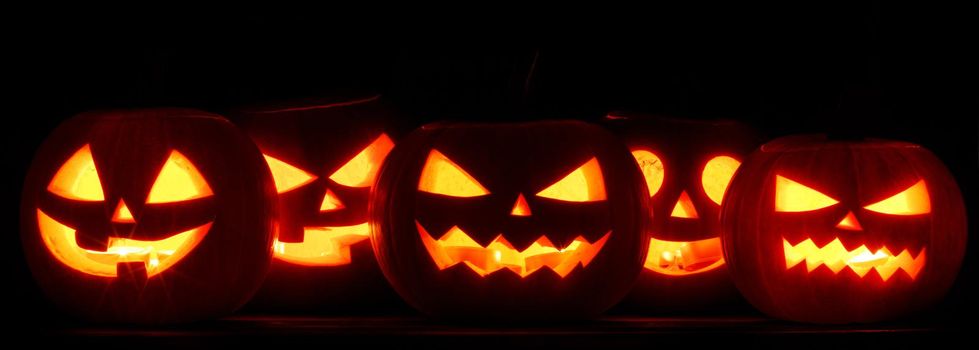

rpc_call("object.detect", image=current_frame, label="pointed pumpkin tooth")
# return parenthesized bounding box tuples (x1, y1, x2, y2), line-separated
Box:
(907, 248, 927, 279)
(578, 232, 609, 267)
(875, 263, 899, 281)
(849, 264, 873, 277)
(783, 238, 807, 269)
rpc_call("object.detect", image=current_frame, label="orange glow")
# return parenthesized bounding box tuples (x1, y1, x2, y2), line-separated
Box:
(147, 151, 213, 203)
(418, 149, 489, 197)
(329, 133, 395, 187)
(417, 222, 610, 278)
(112, 200, 135, 223)
(864, 180, 931, 215)
(631, 150, 665, 196)
(670, 191, 699, 218)
(536, 158, 606, 202)
(264, 154, 317, 193)
(273, 223, 370, 266)
(702, 156, 741, 204)
(319, 189, 345, 212)
(510, 194, 531, 216)
(783, 237, 926, 281)
(37, 209, 210, 277)
(836, 211, 862, 231)
(47, 144, 104, 201)
(644, 237, 725, 275)
(775, 175, 838, 212)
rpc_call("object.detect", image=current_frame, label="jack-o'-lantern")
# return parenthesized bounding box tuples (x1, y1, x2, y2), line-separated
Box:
(21, 109, 276, 323)
(721, 135, 967, 323)
(237, 96, 407, 311)
(371, 121, 648, 319)
(604, 114, 761, 312)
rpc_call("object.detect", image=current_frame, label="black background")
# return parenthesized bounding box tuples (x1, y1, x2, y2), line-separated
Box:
(4, 3, 976, 345)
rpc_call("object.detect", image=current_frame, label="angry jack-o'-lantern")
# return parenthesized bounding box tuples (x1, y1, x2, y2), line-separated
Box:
(21, 109, 276, 323)
(721, 135, 967, 323)
(238, 96, 407, 311)
(371, 121, 648, 319)
(605, 114, 761, 312)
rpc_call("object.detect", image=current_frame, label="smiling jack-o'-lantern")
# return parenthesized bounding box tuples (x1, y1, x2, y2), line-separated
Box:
(238, 96, 407, 311)
(21, 109, 276, 323)
(371, 121, 648, 319)
(721, 135, 967, 323)
(605, 114, 762, 312)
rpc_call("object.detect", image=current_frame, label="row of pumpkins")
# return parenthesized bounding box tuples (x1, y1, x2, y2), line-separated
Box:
(21, 97, 966, 324)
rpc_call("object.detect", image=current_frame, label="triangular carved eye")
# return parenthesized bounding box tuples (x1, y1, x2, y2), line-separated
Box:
(48, 144, 104, 201)
(775, 175, 838, 212)
(864, 180, 930, 215)
(418, 149, 489, 197)
(536, 158, 606, 202)
(146, 151, 213, 204)
(264, 154, 317, 193)
(329, 134, 395, 188)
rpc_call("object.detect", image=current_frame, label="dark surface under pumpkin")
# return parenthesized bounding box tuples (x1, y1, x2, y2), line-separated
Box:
(721, 135, 967, 324)
(10, 315, 968, 348)
(236, 96, 409, 313)
(20, 109, 277, 324)
(604, 114, 763, 313)
(371, 120, 649, 319)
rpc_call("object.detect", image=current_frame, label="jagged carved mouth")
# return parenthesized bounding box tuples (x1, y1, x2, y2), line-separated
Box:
(37, 209, 210, 278)
(644, 237, 725, 276)
(417, 221, 610, 278)
(783, 237, 926, 281)
(273, 222, 370, 266)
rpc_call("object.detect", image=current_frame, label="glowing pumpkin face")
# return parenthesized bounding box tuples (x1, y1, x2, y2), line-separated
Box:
(21, 109, 276, 323)
(239, 96, 406, 312)
(721, 135, 967, 323)
(605, 115, 761, 311)
(371, 121, 648, 319)
(39, 145, 213, 278)
(262, 133, 393, 267)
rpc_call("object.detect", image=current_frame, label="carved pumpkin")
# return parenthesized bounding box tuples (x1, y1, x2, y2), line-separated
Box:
(604, 114, 761, 312)
(238, 96, 406, 311)
(371, 121, 649, 319)
(20, 109, 276, 323)
(721, 135, 967, 323)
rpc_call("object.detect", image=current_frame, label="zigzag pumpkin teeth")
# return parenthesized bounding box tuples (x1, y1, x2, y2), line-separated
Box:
(782, 237, 926, 281)
(417, 221, 610, 278)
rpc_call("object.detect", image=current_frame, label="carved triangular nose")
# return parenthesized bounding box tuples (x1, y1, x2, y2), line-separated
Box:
(319, 189, 345, 212)
(670, 191, 698, 218)
(511, 194, 531, 217)
(836, 211, 862, 231)
(112, 200, 135, 223)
